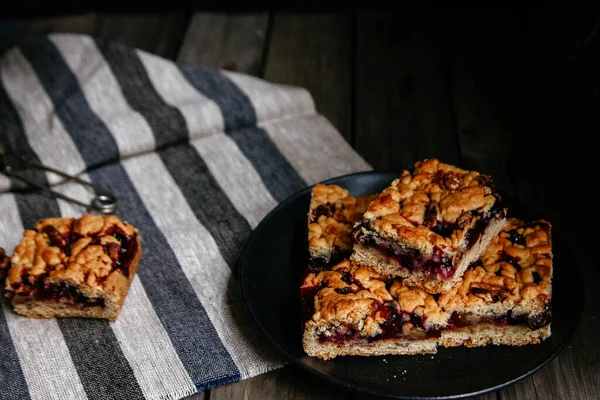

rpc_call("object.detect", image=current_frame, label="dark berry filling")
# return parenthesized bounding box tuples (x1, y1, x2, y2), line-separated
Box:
(38, 281, 105, 308)
(465, 205, 506, 249)
(310, 203, 337, 222)
(471, 286, 509, 303)
(354, 230, 455, 279)
(507, 229, 526, 246)
(449, 305, 551, 331)
(6, 274, 104, 308)
(42, 225, 70, 250)
(0, 248, 10, 281)
(497, 253, 522, 270)
(103, 226, 138, 276)
(430, 221, 455, 238)
(423, 203, 455, 238)
(340, 271, 361, 287)
(464, 204, 506, 248)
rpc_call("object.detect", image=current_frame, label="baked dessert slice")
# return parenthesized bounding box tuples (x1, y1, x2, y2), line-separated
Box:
(301, 259, 442, 360)
(4, 214, 142, 321)
(308, 183, 376, 269)
(438, 217, 553, 347)
(351, 158, 507, 293)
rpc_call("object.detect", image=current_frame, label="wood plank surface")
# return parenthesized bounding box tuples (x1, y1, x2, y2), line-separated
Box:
(0, 12, 191, 61)
(210, 366, 350, 400)
(177, 12, 269, 75)
(441, 8, 522, 196)
(94, 13, 191, 60)
(0, 13, 97, 54)
(263, 13, 353, 142)
(354, 9, 460, 171)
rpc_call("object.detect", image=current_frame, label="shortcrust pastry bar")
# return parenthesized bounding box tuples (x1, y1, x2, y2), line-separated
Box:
(4, 214, 142, 321)
(351, 158, 507, 293)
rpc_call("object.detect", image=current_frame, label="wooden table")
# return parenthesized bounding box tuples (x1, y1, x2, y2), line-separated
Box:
(1, 6, 598, 400)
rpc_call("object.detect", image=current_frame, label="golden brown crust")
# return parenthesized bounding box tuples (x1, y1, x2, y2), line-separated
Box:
(439, 323, 551, 348)
(308, 183, 376, 266)
(350, 158, 507, 292)
(4, 215, 142, 321)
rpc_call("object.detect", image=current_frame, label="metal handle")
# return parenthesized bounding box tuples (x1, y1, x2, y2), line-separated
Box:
(1, 147, 117, 214)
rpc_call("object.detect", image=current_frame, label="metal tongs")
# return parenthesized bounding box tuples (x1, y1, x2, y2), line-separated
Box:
(0, 146, 117, 214)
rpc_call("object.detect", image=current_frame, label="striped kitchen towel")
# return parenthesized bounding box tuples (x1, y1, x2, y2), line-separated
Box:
(0, 33, 371, 400)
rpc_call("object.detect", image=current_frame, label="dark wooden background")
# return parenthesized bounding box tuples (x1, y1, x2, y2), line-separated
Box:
(1, 5, 598, 400)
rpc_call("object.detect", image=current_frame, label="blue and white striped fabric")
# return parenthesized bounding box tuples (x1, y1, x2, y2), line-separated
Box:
(0, 33, 371, 400)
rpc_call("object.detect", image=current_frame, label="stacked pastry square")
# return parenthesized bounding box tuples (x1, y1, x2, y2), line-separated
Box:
(301, 159, 553, 360)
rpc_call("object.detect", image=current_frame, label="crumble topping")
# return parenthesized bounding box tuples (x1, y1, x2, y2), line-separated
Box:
(302, 259, 445, 339)
(308, 183, 376, 266)
(356, 158, 505, 258)
(439, 218, 552, 316)
(303, 260, 393, 333)
(5, 215, 140, 298)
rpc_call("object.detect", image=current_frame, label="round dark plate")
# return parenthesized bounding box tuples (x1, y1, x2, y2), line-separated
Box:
(239, 171, 585, 399)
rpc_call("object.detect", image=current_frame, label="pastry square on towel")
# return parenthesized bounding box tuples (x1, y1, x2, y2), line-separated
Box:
(351, 158, 507, 293)
(4, 214, 142, 321)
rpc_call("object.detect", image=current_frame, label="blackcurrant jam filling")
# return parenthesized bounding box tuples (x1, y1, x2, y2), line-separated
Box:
(38, 280, 105, 308)
(310, 203, 338, 222)
(507, 229, 526, 246)
(42, 226, 70, 251)
(354, 230, 454, 279)
(449, 305, 551, 331)
(7, 274, 104, 308)
(497, 253, 522, 270)
(470, 286, 510, 303)
(464, 204, 505, 249)
(102, 226, 138, 276)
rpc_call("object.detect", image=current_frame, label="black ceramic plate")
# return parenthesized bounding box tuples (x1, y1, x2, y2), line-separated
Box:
(239, 171, 585, 399)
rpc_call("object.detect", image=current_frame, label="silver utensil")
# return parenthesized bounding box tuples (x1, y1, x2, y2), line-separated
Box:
(0, 145, 117, 214)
